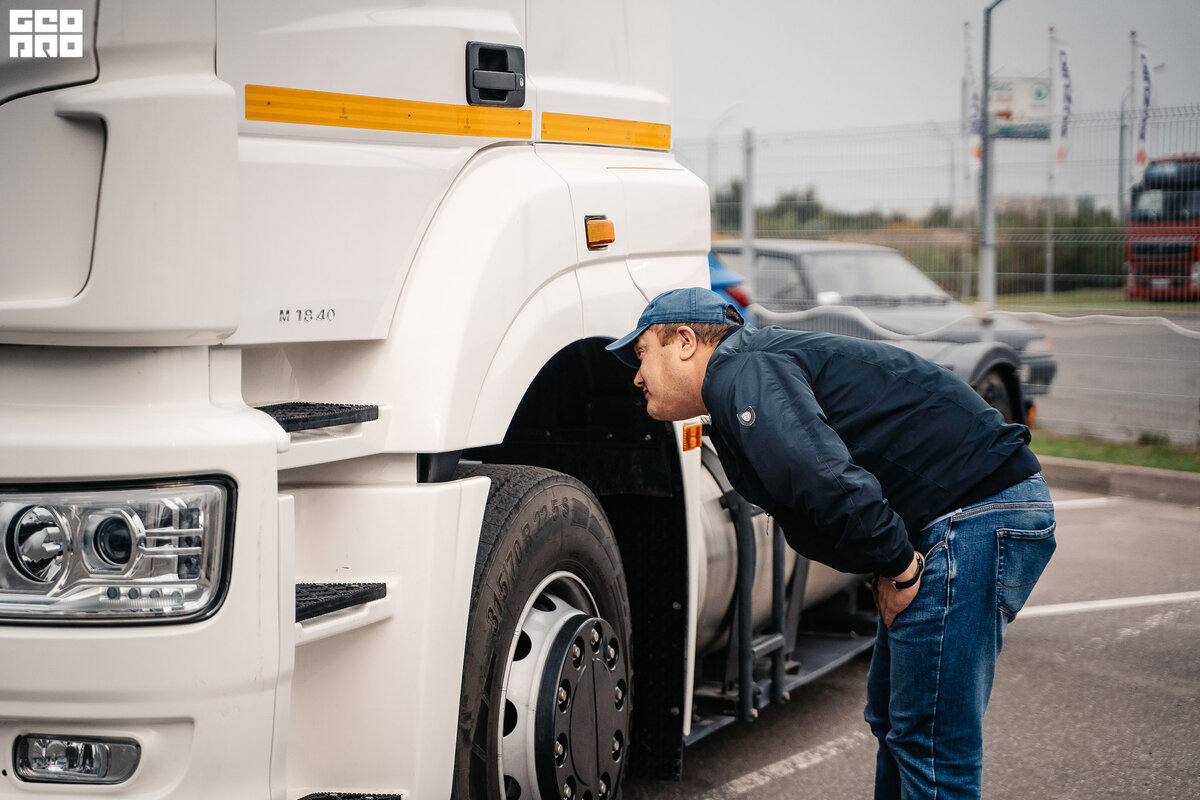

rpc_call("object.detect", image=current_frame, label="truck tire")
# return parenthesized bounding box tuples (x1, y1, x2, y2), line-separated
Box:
(974, 369, 1016, 423)
(452, 464, 632, 800)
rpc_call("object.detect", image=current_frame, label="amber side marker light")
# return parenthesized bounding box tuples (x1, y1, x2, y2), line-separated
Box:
(585, 216, 615, 249)
(682, 423, 704, 451)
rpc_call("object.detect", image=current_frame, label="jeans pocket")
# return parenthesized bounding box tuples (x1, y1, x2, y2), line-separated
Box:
(996, 522, 1056, 621)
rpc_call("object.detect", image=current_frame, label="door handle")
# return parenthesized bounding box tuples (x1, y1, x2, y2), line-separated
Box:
(472, 69, 522, 93)
(466, 42, 526, 108)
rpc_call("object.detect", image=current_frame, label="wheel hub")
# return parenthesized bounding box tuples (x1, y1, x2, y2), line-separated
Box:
(501, 590, 630, 800)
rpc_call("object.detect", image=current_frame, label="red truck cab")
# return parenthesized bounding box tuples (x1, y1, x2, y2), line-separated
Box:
(1126, 154, 1200, 300)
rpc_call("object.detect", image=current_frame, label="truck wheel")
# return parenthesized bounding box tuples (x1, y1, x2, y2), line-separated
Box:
(974, 370, 1016, 423)
(453, 465, 632, 800)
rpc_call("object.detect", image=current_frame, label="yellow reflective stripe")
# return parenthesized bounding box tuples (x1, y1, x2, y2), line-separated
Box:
(245, 84, 532, 139)
(541, 112, 671, 150)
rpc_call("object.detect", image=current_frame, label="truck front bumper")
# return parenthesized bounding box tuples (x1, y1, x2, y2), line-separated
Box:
(0, 345, 489, 798)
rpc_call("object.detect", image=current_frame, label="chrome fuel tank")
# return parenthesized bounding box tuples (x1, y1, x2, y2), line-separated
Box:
(693, 446, 864, 655)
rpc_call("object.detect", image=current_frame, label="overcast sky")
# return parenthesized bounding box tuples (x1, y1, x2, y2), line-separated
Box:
(673, 0, 1200, 142)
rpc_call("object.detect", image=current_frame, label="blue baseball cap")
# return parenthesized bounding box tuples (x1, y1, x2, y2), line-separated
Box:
(605, 287, 741, 368)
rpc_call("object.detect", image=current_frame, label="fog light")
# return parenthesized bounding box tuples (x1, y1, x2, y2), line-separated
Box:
(14, 734, 140, 785)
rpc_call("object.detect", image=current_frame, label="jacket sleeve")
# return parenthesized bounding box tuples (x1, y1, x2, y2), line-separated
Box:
(706, 352, 915, 577)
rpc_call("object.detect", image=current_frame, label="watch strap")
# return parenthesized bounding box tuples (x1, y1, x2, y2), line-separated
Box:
(889, 552, 924, 590)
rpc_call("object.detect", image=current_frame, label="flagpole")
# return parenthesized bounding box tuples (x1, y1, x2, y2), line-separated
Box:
(1045, 26, 1056, 300)
(961, 20, 971, 299)
(1129, 30, 1138, 210)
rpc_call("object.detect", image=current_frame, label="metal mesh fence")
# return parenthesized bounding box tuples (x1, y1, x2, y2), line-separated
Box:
(1001, 313, 1200, 447)
(677, 106, 1200, 447)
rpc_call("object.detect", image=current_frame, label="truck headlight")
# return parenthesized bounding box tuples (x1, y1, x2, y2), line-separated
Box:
(0, 478, 233, 623)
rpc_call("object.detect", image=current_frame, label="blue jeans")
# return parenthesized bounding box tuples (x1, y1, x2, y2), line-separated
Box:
(864, 474, 1056, 799)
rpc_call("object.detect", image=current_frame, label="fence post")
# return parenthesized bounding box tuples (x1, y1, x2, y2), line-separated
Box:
(741, 128, 756, 296)
(1045, 172, 1055, 299)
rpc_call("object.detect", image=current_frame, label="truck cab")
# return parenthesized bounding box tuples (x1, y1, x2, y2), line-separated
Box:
(0, 3, 871, 798)
(1126, 154, 1200, 300)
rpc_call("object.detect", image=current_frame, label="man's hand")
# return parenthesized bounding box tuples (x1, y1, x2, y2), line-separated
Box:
(874, 552, 923, 627)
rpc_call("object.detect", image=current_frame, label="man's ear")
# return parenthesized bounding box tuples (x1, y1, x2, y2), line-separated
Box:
(676, 325, 699, 360)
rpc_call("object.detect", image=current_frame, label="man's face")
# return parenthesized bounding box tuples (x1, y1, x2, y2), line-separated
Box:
(633, 328, 705, 421)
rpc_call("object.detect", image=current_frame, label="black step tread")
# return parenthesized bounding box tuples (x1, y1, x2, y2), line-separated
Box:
(296, 582, 387, 622)
(787, 632, 875, 685)
(257, 402, 379, 433)
(299, 794, 403, 800)
(751, 632, 786, 659)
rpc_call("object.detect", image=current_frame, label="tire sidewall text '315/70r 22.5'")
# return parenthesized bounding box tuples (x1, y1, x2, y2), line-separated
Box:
(452, 465, 633, 800)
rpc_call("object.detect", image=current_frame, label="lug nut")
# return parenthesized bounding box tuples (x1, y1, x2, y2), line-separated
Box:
(558, 687, 568, 703)
(599, 779, 608, 796)
(615, 686, 624, 703)
(571, 644, 582, 660)
(591, 628, 600, 645)
(606, 645, 616, 661)
(563, 782, 573, 798)
(555, 741, 565, 757)
(612, 737, 621, 754)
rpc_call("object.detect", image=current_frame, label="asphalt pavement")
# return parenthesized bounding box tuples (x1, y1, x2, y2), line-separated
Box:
(1026, 313, 1200, 447)
(624, 464, 1200, 800)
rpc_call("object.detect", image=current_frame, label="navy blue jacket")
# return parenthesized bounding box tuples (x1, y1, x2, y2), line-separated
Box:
(702, 326, 1034, 577)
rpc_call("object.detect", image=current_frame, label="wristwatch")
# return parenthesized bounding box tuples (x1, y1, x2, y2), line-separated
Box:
(888, 552, 925, 590)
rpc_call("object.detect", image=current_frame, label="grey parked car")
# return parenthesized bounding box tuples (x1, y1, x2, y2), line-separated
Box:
(711, 240, 1057, 424)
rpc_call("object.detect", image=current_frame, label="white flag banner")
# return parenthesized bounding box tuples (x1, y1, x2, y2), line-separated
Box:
(964, 24, 982, 175)
(1135, 45, 1153, 170)
(1051, 41, 1072, 162)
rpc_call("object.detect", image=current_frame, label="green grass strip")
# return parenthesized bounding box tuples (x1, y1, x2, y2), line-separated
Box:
(1030, 432, 1200, 473)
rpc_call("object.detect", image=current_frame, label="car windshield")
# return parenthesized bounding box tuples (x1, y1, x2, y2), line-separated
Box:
(777, 250, 951, 306)
(1131, 188, 1200, 222)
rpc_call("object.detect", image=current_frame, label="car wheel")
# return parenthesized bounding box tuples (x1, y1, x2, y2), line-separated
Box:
(974, 370, 1016, 423)
(452, 464, 632, 800)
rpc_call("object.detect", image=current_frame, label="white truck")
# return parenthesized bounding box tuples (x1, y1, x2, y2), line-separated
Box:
(0, 2, 873, 798)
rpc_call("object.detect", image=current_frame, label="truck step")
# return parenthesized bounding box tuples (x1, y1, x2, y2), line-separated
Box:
(256, 402, 379, 433)
(687, 631, 874, 746)
(787, 632, 875, 685)
(298, 794, 403, 799)
(296, 582, 387, 622)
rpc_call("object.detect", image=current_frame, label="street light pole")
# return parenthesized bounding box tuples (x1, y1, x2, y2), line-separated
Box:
(978, 0, 1005, 341)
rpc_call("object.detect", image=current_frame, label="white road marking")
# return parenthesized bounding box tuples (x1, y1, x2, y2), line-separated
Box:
(699, 731, 872, 800)
(1052, 497, 1120, 510)
(1020, 590, 1200, 618)
(693, 589, 1197, 797)
(693, 502, 1182, 796)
